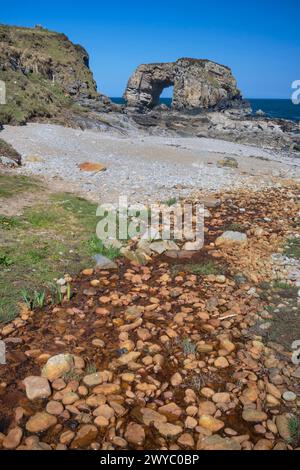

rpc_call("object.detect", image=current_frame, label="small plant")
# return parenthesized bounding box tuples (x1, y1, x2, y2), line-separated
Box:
(288, 415, 300, 447)
(85, 361, 97, 375)
(258, 281, 271, 291)
(33, 290, 46, 308)
(49, 283, 63, 305)
(284, 238, 300, 260)
(20, 288, 45, 309)
(66, 282, 72, 301)
(0, 252, 13, 267)
(188, 375, 205, 391)
(272, 280, 290, 290)
(20, 288, 33, 310)
(185, 261, 218, 276)
(62, 369, 80, 382)
(225, 222, 245, 232)
(88, 235, 121, 260)
(0, 215, 21, 230)
(164, 197, 177, 207)
(182, 338, 197, 356)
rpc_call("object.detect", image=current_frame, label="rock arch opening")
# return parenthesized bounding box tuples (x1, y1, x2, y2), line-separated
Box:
(159, 84, 174, 107)
(151, 79, 174, 108)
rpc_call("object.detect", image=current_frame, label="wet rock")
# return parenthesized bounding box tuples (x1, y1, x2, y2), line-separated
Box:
(125, 422, 145, 446)
(59, 430, 75, 445)
(253, 439, 273, 450)
(117, 351, 141, 365)
(198, 401, 217, 415)
(154, 421, 183, 438)
(83, 373, 103, 387)
(242, 409, 268, 423)
(42, 354, 74, 381)
(214, 356, 229, 368)
(26, 412, 57, 433)
(218, 335, 235, 353)
(177, 433, 194, 448)
(94, 416, 109, 427)
(71, 424, 98, 449)
(170, 372, 183, 386)
(212, 392, 231, 404)
(3, 427, 23, 449)
(276, 414, 291, 440)
(158, 403, 182, 421)
(197, 435, 241, 450)
(62, 392, 79, 405)
(199, 415, 224, 432)
(23, 376, 51, 400)
(93, 404, 114, 420)
(46, 400, 64, 415)
(133, 407, 167, 426)
(93, 383, 120, 395)
(241, 387, 258, 403)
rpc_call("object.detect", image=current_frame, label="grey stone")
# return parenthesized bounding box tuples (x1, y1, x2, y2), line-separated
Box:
(216, 231, 247, 246)
(94, 254, 117, 269)
(283, 391, 297, 402)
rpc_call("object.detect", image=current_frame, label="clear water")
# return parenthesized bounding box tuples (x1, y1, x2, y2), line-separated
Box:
(110, 97, 300, 122)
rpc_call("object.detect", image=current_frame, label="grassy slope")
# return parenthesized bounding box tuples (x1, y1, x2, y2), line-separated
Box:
(0, 24, 98, 124)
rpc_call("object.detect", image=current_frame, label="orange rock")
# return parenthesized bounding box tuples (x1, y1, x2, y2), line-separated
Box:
(78, 162, 106, 172)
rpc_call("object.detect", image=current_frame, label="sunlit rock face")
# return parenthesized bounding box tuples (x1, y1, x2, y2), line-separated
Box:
(124, 58, 242, 111)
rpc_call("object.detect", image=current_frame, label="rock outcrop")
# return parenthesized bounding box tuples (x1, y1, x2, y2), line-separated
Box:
(0, 24, 110, 124)
(124, 58, 242, 111)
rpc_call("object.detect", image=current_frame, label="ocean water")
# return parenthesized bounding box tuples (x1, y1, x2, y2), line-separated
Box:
(110, 97, 300, 122)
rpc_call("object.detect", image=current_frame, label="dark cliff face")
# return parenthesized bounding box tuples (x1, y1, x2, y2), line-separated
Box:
(0, 25, 102, 124)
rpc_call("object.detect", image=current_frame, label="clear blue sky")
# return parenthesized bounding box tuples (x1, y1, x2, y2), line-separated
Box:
(1, 0, 299, 98)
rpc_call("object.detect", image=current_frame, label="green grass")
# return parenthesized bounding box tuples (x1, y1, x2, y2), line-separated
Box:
(185, 261, 219, 276)
(87, 235, 121, 260)
(85, 361, 98, 375)
(0, 175, 111, 322)
(284, 238, 300, 259)
(272, 280, 291, 290)
(0, 215, 22, 230)
(223, 222, 245, 232)
(171, 260, 220, 277)
(182, 338, 197, 356)
(288, 416, 300, 446)
(0, 173, 41, 198)
(0, 300, 18, 324)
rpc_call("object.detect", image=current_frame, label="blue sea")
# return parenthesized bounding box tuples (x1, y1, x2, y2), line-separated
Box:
(110, 98, 300, 122)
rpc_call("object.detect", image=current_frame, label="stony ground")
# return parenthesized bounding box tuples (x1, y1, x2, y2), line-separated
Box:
(0, 184, 300, 451)
(2, 123, 300, 203)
